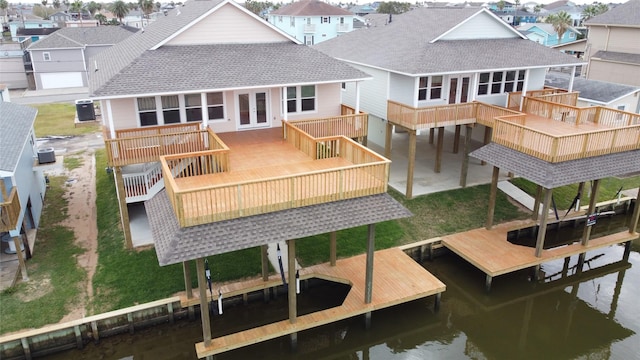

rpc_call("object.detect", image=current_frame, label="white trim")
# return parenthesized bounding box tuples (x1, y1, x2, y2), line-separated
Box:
(151, 0, 302, 50)
(355, 82, 360, 114)
(430, 8, 527, 43)
(201, 92, 209, 128)
(106, 99, 115, 138)
(235, 88, 271, 130)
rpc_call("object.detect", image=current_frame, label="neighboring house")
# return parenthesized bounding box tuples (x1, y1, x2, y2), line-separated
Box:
(8, 19, 57, 42)
(551, 38, 586, 58)
(49, 11, 73, 27)
(64, 19, 100, 28)
(488, 1, 517, 12)
(545, 72, 640, 113)
(267, 0, 354, 45)
(123, 10, 160, 28)
(517, 23, 580, 46)
(15, 27, 59, 43)
(27, 26, 138, 90)
(493, 10, 540, 25)
(583, 0, 640, 87)
(0, 43, 29, 89)
(349, 4, 377, 16)
(543, 0, 583, 27)
(0, 101, 48, 281)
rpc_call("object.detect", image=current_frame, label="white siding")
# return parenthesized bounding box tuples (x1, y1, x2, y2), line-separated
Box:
(527, 68, 546, 91)
(166, 3, 289, 45)
(389, 72, 415, 105)
(111, 98, 137, 129)
(440, 11, 519, 40)
(343, 64, 388, 119)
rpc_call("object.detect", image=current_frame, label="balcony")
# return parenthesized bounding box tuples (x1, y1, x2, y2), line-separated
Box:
(336, 23, 350, 32)
(387, 97, 640, 163)
(161, 121, 387, 228)
(1, 186, 21, 233)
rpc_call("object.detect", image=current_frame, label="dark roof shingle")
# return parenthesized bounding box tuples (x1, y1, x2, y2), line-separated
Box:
(585, 0, 640, 27)
(545, 72, 640, 104)
(29, 26, 138, 50)
(0, 102, 37, 173)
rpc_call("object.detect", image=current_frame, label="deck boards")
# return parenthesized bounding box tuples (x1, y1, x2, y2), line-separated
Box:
(194, 248, 446, 358)
(442, 220, 637, 277)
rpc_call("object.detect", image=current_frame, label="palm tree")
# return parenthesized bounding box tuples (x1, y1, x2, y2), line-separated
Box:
(86, 1, 100, 16)
(581, 3, 608, 23)
(70, 0, 84, 25)
(139, 0, 153, 21)
(546, 11, 572, 45)
(53, 0, 60, 9)
(41, 0, 49, 18)
(513, 0, 520, 25)
(0, 0, 8, 26)
(111, 0, 129, 24)
(497, 0, 505, 11)
(94, 13, 106, 24)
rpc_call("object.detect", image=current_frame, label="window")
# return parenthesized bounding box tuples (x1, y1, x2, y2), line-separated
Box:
(290, 16, 295, 27)
(43, 52, 51, 61)
(339, 17, 345, 24)
(161, 95, 180, 124)
(207, 92, 224, 120)
(478, 70, 526, 96)
(491, 72, 503, 94)
(417, 76, 443, 101)
(284, 85, 316, 113)
(478, 72, 490, 95)
(137, 97, 158, 126)
(278, 16, 283, 22)
(185, 94, 202, 122)
(321, 16, 330, 23)
(341, 82, 346, 90)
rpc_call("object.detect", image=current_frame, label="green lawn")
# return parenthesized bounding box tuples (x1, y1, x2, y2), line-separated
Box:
(33, 103, 100, 138)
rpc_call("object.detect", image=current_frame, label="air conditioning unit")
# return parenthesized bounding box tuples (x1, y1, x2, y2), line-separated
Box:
(75, 99, 96, 121)
(37, 147, 56, 164)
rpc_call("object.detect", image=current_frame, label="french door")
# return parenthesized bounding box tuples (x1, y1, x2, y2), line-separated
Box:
(236, 90, 269, 129)
(448, 75, 471, 104)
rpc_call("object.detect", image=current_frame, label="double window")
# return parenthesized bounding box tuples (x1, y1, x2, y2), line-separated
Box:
(478, 70, 525, 95)
(137, 92, 225, 126)
(284, 85, 316, 113)
(321, 16, 330, 23)
(417, 76, 443, 101)
(43, 52, 51, 61)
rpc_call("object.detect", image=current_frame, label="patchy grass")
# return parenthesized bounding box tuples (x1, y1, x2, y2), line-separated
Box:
(510, 176, 640, 210)
(0, 177, 85, 334)
(63, 156, 84, 170)
(90, 150, 264, 314)
(33, 103, 99, 137)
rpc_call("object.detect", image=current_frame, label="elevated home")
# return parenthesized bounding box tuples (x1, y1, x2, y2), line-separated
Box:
(517, 23, 581, 47)
(0, 102, 47, 285)
(267, 0, 354, 45)
(90, 0, 436, 356)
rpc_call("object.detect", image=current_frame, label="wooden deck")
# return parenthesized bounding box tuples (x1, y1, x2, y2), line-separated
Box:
(441, 220, 638, 277)
(194, 247, 446, 358)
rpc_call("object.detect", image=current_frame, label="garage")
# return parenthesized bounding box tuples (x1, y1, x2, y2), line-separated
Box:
(40, 72, 84, 89)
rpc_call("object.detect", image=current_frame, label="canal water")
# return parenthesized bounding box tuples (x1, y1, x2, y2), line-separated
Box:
(45, 218, 640, 360)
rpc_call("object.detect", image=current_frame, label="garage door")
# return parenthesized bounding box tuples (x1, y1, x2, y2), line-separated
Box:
(40, 72, 84, 89)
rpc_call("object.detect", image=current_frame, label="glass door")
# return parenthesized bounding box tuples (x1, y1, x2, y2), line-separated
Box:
(449, 76, 471, 104)
(236, 90, 269, 129)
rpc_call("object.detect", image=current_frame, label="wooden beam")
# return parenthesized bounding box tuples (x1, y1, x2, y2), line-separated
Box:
(428, 128, 434, 144)
(532, 185, 542, 221)
(384, 122, 393, 160)
(364, 224, 375, 304)
(329, 232, 337, 266)
(452, 125, 461, 154)
(0, 178, 7, 200)
(261, 245, 269, 281)
(459, 125, 472, 188)
(183, 261, 193, 299)
(630, 187, 640, 234)
(287, 239, 297, 324)
(581, 180, 601, 246)
(535, 188, 553, 257)
(406, 130, 417, 199)
(196, 258, 212, 346)
(13, 236, 28, 281)
(113, 167, 133, 249)
(485, 166, 500, 230)
(434, 127, 444, 173)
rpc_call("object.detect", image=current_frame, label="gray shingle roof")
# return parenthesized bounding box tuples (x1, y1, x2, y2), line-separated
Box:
(29, 26, 138, 50)
(585, 0, 640, 27)
(0, 102, 37, 173)
(470, 143, 640, 189)
(592, 51, 640, 66)
(147, 191, 412, 265)
(271, 0, 352, 16)
(314, 7, 584, 75)
(545, 72, 640, 104)
(92, 43, 371, 97)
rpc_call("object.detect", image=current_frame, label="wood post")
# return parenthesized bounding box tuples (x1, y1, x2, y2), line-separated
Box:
(329, 231, 337, 266)
(13, 236, 28, 281)
(452, 125, 461, 154)
(434, 127, 444, 173)
(581, 179, 600, 246)
(428, 128, 434, 144)
(535, 188, 553, 257)
(485, 166, 500, 230)
(287, 239, 297, 324)
(113, 166, 133, 249)
(384, 122, 393, 160)
(485, 274, 493, 293)
(406, 130, 416, 199)
(629, 187, 640, 234)
(532, 185, 542, 221)
(196, 258, 212, 347)
(183, 261, 193, 299)
(576, 182, 585, 211)
(480, 126, 492, 165)
(364, 224, 375, 304)
(459, 125, 472, 188)
(261, 245, 269, 281)
(434, 293, 441, 312)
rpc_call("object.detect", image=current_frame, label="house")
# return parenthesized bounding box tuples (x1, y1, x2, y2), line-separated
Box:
(8, 19, 57, 42)
(493, 9, 540, 25)
(545, 72, 640, 113)
(543, 0, 583, 27)
(49, 11, 73, 27)
(0, 43, 29, 89)
(122, 10, 160, 28)
(15, 27, 59, 43)
(27, 26, 138, 90)
(0, 101, 48, 284)
(89, 0, 419, 355)
(583, 0, 640, 87)
(517, 23, 580, 46)
(267, 0, 355, 45)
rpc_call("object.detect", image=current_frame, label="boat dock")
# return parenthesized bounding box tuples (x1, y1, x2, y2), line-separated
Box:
(194, 247, 446, 358)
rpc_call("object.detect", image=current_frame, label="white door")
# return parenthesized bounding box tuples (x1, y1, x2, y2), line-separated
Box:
(40, 72, 84, 89)
(448, 75, 471, 104)
(236, 90, 270, 129)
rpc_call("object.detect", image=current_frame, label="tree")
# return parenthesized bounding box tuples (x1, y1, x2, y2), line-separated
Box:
(533, 4, 542, 15)
(53, 0, 60, 9)
(513, 0, 520, 25)
(95, 12, 106, 24)
(497, 0, 505, 11)
(139, 0, 153, 19)
(86, 1, 101, 16)
(546, 11, 572, 44)
(244, 1, 273, 16)
(41, 0, 49, 18)
(111, 0, 129, 24)
(70, 0, 84, 24)
(581, 2, 608, 22)
(1, 0, 9, 25)
(376, 1, 411, 15)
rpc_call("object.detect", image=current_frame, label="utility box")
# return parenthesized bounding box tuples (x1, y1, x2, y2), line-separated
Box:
(37, 148, 56, 164)
(75, 99, 96, 121)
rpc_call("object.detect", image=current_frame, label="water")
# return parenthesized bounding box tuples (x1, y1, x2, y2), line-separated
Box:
(45, 219, 640, 360)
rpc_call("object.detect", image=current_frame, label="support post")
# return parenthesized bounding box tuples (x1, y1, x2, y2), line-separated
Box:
(183, 260, 193, 299)
(364, 224, 375, 304)
(287, 239, 297, 324)
(535, 188, 553, 257)
(261, 245, 270, 301)
(485, 166, 500, 230)
(581, 179, 600, 246)
(428, 128, 434, 144)
(406, 130, 416, 199)
(459, 125, 472, 187)
(480, 127, 492, 165)
(113, 166, 133, 249)
(452, 125, 461, 154)
(485, 274, 493, 293)
(13, 236, 28, 281)
(434, 127, 444, 173)
(532, 185, 542, 221)
(329, 231, 337, 266)
(384, 122, 393, 160)
(196, 258, 212, 347)
(629, 187, 640, 234)
(434, 293, 441, 312)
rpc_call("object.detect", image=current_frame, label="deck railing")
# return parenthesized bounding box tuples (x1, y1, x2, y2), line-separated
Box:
(0, 187, 21, 232)
(475, 103, 522, 127)
(523, 97, 640, 126)
(162, 125, 389, 228)
(387, 100, 476, 130)
(122, 162, 164, 202)
(507, 88, 571, 109)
